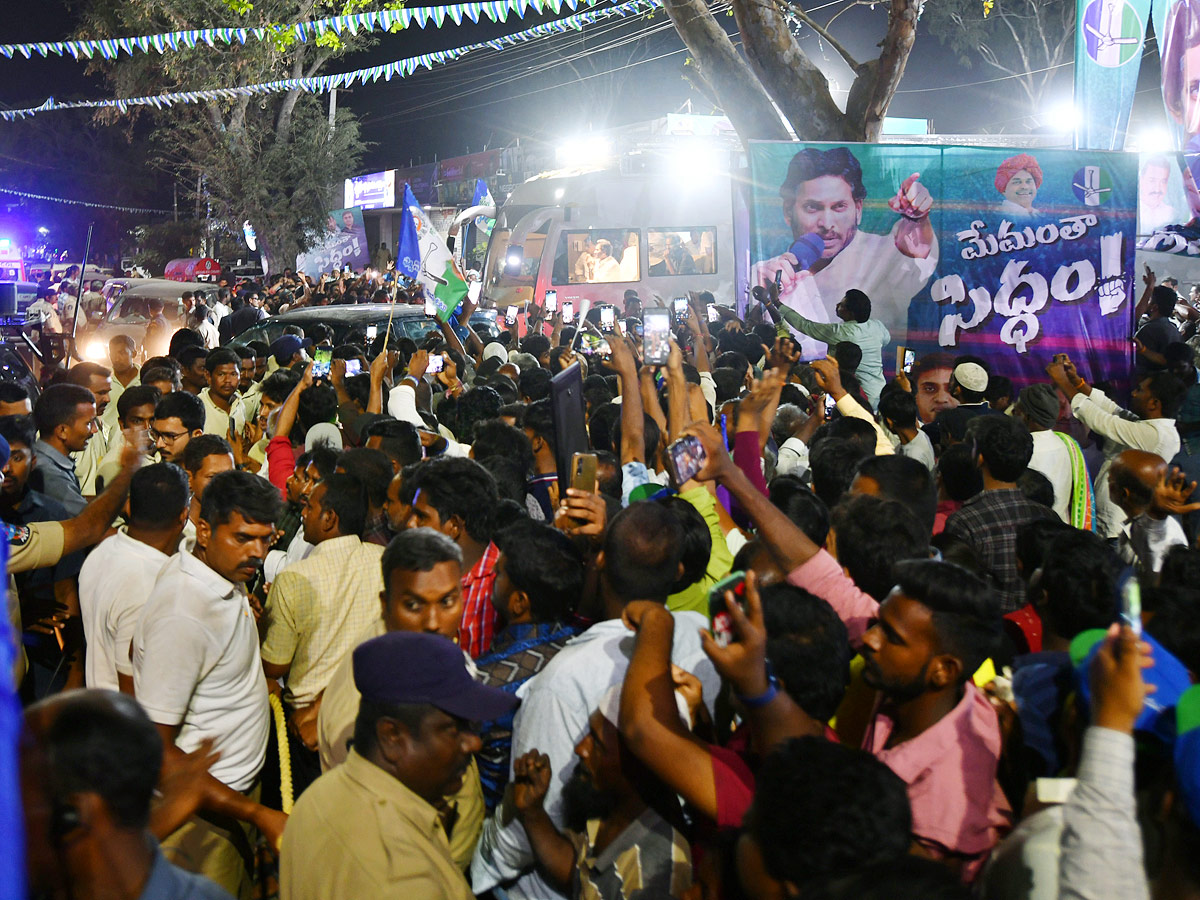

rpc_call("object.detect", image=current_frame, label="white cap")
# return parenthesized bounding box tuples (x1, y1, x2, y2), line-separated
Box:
(952, 362, 988, 393)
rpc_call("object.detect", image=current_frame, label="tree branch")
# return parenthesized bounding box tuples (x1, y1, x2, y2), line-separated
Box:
(849, 0, 923, 141)
(729, 0, 849, 139)
(781, 0, 860, 70)
(659, 0, 792, 140)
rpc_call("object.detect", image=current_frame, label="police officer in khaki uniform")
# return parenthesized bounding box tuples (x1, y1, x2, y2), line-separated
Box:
(6, 428, 145, 686)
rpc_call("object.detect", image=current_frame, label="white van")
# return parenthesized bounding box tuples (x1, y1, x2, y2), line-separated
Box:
(480, 154, 747, 315)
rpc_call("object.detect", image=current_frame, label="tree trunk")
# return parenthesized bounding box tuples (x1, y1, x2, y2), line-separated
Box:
(660, 0, 791, 141)
(849, 0, 922, 142)
(275, 49, 307, 144)
(729, 0, 850, 141)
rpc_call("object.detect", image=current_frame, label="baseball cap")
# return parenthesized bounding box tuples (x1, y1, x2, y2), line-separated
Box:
(483, 342, 508, 364)
(353, 632, 519, 722)
(270, 334, 314, 366)
(1072, 628, 1191, 744)
(952, 362, 989, 394)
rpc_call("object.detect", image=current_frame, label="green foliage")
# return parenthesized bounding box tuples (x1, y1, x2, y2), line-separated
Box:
(921, 0, 1075, 119)
(131, 219, 207, 273)
(75, 0, 375, 270)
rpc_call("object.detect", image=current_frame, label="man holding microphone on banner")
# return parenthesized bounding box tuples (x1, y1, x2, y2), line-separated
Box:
(752, 146, 938, 359)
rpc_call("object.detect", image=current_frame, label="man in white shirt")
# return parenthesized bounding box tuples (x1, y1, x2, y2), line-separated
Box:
(179, 435, 235, 553)
(1048, 357, 1186, 538)
(471, 502, 719, 900)
(132, 469, 285, 898)
(1012, 383, 1086, 525)
(752, 146, 938, 356)
(79, 463, 186, 692)
(589, 239, 622, 283)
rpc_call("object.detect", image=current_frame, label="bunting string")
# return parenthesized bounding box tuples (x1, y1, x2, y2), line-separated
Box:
(0, 0, 659, 121)
(0, 0, 596, 62)
(0, 186, 171, 214)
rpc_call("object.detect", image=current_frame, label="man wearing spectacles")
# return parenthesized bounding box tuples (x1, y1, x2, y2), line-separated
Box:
(151, 392, 205, 465)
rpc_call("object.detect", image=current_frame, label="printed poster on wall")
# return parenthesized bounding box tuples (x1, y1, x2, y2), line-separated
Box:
(295, 206, 371, 280)
(748, 142, 1138, 409)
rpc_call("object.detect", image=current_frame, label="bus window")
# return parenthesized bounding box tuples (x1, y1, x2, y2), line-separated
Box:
(554, 230, 641, 284)
(648, 227, 716, 276)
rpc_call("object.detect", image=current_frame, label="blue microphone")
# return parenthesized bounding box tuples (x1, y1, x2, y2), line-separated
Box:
(787, 233, 826, 271)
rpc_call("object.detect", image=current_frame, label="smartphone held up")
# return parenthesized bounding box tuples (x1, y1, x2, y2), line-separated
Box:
(643, 308, 671, 365)
(708, 571, 747, 648)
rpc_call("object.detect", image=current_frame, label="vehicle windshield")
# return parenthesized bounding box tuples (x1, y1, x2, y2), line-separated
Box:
(105, 295, 185, 324)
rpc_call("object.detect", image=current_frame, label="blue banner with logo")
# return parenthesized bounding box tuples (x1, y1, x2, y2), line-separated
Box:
(1074, 0, 1152, 150)
(295, 206, 370, 280)
(749, 142, 1138, 421)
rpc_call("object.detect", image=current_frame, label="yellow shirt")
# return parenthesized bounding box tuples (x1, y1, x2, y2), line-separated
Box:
(279, 750, 475, 900)
(199, 388, 245, 439)
(260, 535, 384, 707)
(316, 617, 484, 869)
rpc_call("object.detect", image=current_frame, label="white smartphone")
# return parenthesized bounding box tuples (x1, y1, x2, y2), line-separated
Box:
(365, 324, 378, 342)
(505, 305, 518, 325)
(563, 301, 574, 324)
(545, 290, 558, 312)
(707, 303, 719, 323)
(600, 306, 615, 331)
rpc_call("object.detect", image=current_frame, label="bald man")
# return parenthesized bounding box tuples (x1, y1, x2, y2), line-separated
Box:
(1107, 449, 1188, 577)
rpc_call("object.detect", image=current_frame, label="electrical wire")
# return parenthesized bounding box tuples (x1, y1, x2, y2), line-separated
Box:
(360, 6, 717, 128)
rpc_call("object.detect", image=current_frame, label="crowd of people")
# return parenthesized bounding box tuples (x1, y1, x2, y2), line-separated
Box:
(7, 263, 1200, 900)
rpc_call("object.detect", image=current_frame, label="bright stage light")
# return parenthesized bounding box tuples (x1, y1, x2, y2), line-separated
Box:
(555, 137, 613, 168)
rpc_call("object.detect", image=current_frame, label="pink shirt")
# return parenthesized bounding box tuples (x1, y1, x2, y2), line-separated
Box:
(787, 547, 878, 647)
(789, 550, 1010, 878)
(865, 683, 1011, 880)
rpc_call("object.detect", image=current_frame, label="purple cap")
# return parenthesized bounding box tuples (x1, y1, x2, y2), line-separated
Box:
(352, 632, 519, 721)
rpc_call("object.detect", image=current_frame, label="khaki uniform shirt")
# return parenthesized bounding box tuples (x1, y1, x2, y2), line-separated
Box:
(6, 520, 66, 686)
(316, 617, 484, 869)
(279, 749, 475, 900)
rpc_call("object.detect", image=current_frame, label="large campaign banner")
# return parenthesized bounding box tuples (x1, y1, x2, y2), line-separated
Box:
(295, 206, 371, 280)
(749, 142, 1138, 399)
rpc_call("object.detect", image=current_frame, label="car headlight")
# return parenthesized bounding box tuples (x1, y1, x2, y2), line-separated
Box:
(84, 342, 107, 361)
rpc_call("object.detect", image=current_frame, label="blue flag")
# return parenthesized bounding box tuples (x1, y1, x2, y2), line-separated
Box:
(397, 184, 422, 280)
(472, 178, 495, 237)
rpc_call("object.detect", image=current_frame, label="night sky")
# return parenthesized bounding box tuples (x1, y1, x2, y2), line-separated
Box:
(0, 1, 1179, 225)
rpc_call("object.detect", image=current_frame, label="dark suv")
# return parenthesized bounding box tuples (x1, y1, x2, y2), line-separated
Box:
(228, 303, 501, 349)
